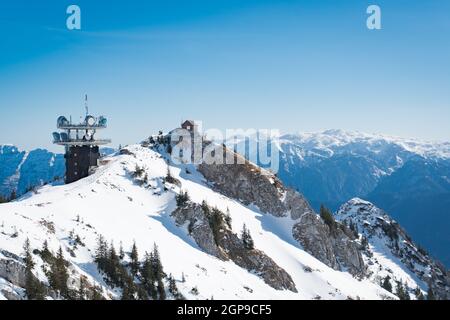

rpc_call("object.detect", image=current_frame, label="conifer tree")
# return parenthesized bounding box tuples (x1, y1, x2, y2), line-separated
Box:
(141, 252, 157, 299)
(119, 242, 125, 260)
(395, 281, 410, 300)
(121, 276, 136, 300)
(381, 275, 392, 293)
(414, 287, 425, 300)
(241, 224, 254, 250)
(107, 242, 120, 286)
(95, 235, 108, 271)
(78, 275, 87, 300)
(320, 205, 336, 230)
(151, 244, 165, 282)
(168, 274, 184, 300)
(49, 247, 69, 298)
(130, 241, 139, 277)
(224, 208, 232, 229)
(157, 279, 166, 300)
(23, 239, 46, 300)
(89, 284, 104, 300)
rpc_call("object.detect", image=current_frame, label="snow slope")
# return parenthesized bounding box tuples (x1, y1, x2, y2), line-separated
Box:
(335, 198, 449, 299)
(0, 145, 392, 300)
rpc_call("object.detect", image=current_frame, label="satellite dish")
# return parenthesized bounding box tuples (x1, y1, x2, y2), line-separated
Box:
(52, 132, 61, 142)
(85, 116, 96, 126)
(98, 116, 107, 126)
(60, 132, 69, 142)
(57, 116, 69, 128)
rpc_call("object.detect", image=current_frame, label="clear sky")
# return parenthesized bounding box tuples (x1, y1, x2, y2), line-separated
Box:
(1, 0, 449, 152)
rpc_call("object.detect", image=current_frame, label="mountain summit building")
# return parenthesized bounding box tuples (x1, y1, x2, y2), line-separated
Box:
(52, 99, 111, 184)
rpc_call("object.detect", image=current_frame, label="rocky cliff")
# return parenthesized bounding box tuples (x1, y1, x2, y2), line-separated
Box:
(197, 143, 366, 276)
(171, 201, 297, 292)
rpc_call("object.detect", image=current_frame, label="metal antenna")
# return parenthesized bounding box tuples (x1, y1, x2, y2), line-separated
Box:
(85, 94, 89, 117)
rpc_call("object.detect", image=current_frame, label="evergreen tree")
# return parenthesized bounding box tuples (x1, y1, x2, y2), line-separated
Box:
(49, 247, 69, 298)
(130, 241, 139, 277)
(168, 274, 184, 300)
(361, 236, 369, 250)
(395, 281, 410, 300)
(381, 275, 392, 293)
(107, 242, 120, 285)
(157, 279, 166, 300)
(141, 252, 157, 299)
(95, 235, 108, 271)
(224, 208, 232, 229)
(89, 284, 104, 300)
(209, 207, 226, 246)
(414, 287, 425, 300)
(121, 277, 136, 300)
(241, 224, 254, 250)
(176, 191, 190, 207)
(119, 242, 125, 260)
(320, 205, 336, 230)
(23, 239, 46, 300)
(151, 244, 165, 282)
(78, 275, 87, 300)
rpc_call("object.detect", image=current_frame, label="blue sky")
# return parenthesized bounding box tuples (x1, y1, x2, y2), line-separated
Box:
(1, 0, 449, 151)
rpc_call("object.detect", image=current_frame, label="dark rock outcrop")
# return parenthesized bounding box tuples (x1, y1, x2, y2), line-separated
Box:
(293, 212, 365, 276)
(197, 145, 366, 276)
(197, 146, 314, 219)
(172, 202, 297, 292)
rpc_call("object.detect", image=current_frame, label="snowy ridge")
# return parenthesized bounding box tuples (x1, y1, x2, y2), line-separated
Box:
(0, 145, 393, 300)
(279, 129, 450, 160)
(335, 198, 449, 299)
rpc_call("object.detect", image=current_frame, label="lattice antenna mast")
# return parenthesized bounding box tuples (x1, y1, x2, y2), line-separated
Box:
(84, 94, 89, 117)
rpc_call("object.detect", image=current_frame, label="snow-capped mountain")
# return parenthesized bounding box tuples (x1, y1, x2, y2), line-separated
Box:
(0, 145, 65, 200)
(0, 135, 447, 300)
(336, 198, 449, 300)
(0, 141, 395, 299)
(230, 130, 450, 267)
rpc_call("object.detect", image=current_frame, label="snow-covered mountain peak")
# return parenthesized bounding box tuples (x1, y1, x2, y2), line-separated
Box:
(336, 198, 450, 300)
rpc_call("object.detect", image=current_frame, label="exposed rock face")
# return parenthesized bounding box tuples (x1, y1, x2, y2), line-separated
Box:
(197, 145, 365, 276)
(172, 203, 226, 259)
(293, 212, 365, 276)
(172, 202, 297, 292)
(197, 146, 314, 219)
(0, 255, 27, 289)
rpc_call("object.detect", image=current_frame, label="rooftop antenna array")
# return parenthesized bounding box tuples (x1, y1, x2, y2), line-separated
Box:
(52, 95, 111, 184)
(85, 94, 89, 118)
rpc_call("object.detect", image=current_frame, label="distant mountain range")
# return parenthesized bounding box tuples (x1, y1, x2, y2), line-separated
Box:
(0, 146, 115, 200)
(1, 138, 448, 300)
(229, 130, 450, 267)
(0, 145, 65, 199)
(2, 130, 450, 268)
